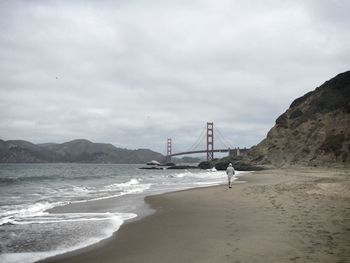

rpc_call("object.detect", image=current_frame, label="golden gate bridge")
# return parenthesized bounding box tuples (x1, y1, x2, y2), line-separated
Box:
(165, 122, 246, 162)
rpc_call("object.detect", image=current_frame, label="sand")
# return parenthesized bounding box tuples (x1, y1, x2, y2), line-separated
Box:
(42, 168, 350, 263)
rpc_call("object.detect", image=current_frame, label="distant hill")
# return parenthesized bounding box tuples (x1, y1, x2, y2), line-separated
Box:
(0, 139, 164, 164)
(247, 71, 350, 167)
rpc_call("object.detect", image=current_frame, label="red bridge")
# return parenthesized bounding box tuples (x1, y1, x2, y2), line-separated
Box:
(166, 122, 247, 162)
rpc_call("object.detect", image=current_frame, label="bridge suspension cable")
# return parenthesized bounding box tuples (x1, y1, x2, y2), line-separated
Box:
(187, 124, 207, 152)
(214, 124, 233, 149)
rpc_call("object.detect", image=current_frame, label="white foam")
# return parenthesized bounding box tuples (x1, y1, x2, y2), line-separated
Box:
(175, 170, 227, 179)
(0, 201, 65, 226)
(103, 178, 152, 194)
(0, 212, 136, 263)
(105, 178, 140, 188)
(8, 212, 134, 225)
(59, 179, 152, 205)
(101, 178, 151, 196)
(0, 217, 13, 225)
(170, 170, 247, 189)
(173, 171, 193, 178)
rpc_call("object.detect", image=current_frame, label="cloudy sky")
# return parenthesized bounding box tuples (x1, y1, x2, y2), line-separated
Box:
(1, 0, 349, 154)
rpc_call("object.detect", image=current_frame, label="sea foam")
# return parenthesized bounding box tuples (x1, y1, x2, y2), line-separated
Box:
(0, 212, 136, 263)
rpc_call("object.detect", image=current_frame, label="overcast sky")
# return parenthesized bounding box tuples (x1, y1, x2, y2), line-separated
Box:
(0, 0, 349, 154)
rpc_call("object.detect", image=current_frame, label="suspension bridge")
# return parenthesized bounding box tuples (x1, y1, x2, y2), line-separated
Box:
(165, 122, 246, 162)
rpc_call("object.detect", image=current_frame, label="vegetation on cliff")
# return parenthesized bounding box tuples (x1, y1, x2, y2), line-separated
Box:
(247, 71, 350, 167)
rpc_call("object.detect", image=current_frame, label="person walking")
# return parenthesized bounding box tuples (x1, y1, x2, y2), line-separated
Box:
(226, 163, 235, 188)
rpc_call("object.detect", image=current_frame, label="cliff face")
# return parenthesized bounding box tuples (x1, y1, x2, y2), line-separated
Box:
(247, 71, 350, 167)
(0, 139, 164, 164)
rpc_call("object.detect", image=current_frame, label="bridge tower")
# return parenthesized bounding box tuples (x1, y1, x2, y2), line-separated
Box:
(206, 122, 214, 161)
(166, 138, 172, 163)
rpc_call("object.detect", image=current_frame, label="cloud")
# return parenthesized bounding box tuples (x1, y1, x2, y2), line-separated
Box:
(1, 0, 349, 154)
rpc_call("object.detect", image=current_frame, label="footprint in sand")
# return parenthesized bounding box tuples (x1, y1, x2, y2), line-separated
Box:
(306, 246, 315, 253)
(311, 240, 321, 246)
(316, 230, 329, 234)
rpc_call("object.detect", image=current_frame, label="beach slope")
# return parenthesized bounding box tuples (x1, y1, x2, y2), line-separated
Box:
(43, 168, 350, 263)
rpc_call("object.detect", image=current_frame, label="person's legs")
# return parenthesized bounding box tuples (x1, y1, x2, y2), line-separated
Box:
(228, 176, 232, 188)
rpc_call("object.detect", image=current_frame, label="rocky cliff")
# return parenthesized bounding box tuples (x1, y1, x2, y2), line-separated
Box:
(247, 71, 350, 167)
(0, 139, 164, 164)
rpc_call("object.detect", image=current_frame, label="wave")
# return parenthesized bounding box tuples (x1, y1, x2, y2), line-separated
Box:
(174, 170, 227, 179)
(0, 173, 114, 184)
(0, 171, 243, 227)
(48, 178, 152, 206)
(0, 201, 64, 226)
(103, 178, 151, 195)
(104, 178, 140, 188)
(174, 170, 245, 179)
(0, 212, 136, 263)
(4, 212, 136, 225)
(0, 178, 151, 227)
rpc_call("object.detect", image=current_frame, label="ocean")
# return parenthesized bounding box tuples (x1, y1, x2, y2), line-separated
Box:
(0, 163, 241, 263)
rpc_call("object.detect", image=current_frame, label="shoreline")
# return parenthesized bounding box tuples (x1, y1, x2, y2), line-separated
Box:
(37, 175, 246, 263)
(42, 168, 350, 262)
(33, 171, 240, 263)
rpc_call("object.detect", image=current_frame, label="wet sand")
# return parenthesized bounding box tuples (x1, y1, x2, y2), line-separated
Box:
(42, 168, 350, 263)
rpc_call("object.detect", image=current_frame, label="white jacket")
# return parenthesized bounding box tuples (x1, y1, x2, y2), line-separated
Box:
(226, 166, 235, 177)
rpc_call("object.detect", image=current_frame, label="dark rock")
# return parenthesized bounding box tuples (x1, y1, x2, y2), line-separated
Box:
(159, 162, 176, 166)
(319, 134, 346, 156)
(139, 167, 165, 170)
(198, 155, 265, 171)
(289, 109, 303, 119)
(231, 161, 266, 171)
(290, 91, 313, 108)
(198, 161, 213, 169)
(214, 161, 229, 171)
(275, 113, 288, 128)
(214, 158, 266, 171)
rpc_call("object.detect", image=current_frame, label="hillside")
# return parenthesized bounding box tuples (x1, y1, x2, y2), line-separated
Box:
(247, 71, 350, 167)
(0, 140, 60, 163)
(0, 139, 164, 164)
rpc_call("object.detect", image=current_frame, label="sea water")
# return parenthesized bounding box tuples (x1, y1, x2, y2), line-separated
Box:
(0, 163, 242, 263)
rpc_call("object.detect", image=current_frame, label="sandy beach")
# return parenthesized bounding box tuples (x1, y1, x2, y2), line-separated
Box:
(41, 168, 350, 263)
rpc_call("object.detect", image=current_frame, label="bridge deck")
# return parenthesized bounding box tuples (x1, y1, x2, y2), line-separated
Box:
(168, 149, 231, 157)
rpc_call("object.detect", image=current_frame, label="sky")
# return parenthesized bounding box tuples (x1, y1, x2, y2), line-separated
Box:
(1, 0, 349, 155)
